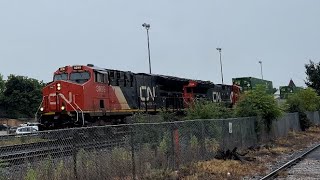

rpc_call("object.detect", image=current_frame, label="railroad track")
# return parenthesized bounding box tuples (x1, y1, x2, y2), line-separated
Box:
(0, 129, 131, 167)
(0, 138, 127, 167)
(260, 143, 320, 180)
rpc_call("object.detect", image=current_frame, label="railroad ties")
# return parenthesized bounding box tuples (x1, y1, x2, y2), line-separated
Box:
(260, 143, 320, 179)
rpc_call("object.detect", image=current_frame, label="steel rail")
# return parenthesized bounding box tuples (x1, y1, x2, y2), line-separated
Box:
(260, 143, 320, 180)
(0, 138, 126, 166)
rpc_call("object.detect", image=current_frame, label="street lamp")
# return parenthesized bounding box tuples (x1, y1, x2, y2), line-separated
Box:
(142, 23, 152, 74)
(259, 61, 263, 80)
(216, 48, 224, 84)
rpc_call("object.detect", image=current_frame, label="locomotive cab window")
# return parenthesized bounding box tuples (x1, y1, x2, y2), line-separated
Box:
(54, 73, 68, 81)
(95, 71, 108, 84)
(70, 72, 90, 83)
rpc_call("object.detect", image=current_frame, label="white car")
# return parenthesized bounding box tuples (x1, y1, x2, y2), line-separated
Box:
(15, 126, 38, 134)
(26, 123, 41, 131)
(19, 122, 40, 131)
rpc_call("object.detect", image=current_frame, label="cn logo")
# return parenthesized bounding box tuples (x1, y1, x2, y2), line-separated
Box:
(49, 92, 73, 105)
(140, 86, 156, 101)
(212, 92, 222, 102)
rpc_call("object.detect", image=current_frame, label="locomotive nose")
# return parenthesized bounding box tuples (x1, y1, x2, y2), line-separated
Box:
(46, 81, 66, 112)
(43, 81, 80, 113)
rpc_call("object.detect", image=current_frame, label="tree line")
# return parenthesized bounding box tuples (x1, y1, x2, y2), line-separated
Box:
(0, 74, 44, 119)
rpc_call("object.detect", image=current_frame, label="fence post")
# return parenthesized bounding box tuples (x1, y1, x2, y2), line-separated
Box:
(222, 120, 226, 151)
(171, 122, 180, 170)
(200, 120, 206, 160)
(72, 130, 78, 179)
(130, 125, 136, 180)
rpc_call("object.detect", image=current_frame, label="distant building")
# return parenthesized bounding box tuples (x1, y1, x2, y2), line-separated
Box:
(279, 79, 304, 99)
(0, 118, 22, 127)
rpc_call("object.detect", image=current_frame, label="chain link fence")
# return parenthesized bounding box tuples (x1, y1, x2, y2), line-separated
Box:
(306, 111, 320, 125)
(0, 111, 319, 179)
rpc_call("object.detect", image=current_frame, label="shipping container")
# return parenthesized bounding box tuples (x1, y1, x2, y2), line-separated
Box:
(232, 77, 276, 94)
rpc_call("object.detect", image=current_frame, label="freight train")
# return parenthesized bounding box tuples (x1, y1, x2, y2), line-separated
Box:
(36, 64, 241, 129)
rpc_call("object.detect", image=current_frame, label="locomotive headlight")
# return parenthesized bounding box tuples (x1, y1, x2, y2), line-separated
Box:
(61, 106, 65, 111)
(57, 83, 61, 90)
(40, 107, 44, 111)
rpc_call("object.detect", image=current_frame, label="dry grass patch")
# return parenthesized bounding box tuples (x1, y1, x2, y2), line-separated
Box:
(180, 159, 266, 180)
(179, 126, 320, 179)
(268, 146, 290, 155)
(0, 137, 48, 146)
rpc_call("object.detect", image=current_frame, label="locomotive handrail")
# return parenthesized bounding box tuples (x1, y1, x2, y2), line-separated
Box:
(73, 101, 85, 126)
(34, 97, 44, 121)
(58, 93, 79, 124)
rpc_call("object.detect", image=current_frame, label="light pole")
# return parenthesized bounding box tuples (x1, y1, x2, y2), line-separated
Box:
(142, 23, 152, 74)
(259, 61, 263, 80)
(216, 48, 224, 84)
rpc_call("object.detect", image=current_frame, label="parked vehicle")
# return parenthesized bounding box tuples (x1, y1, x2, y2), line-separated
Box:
(15, 126, 38, 134)
(8, 127, 17, 134)
(26, 122, 41, 131)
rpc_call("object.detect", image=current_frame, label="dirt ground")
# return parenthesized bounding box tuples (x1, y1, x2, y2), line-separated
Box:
(177, 126, 320, 180)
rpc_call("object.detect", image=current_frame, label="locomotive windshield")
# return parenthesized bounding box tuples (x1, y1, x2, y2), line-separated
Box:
(70, 72, 90, 83)
(53, 73, 68, 81)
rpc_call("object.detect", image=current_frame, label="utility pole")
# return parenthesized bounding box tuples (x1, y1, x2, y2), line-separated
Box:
(216, 48, 224, 84)
(259, 61, 263, 80)
(142, 23, 152, 74)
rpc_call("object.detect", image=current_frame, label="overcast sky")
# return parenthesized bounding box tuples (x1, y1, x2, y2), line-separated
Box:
(0, 0, 319, 88)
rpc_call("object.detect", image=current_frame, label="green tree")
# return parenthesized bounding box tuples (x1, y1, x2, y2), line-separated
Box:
(235, 85, 283, 131)
(286, 88, 320, 112)
(2, 75, 44, 118)
(0, 74, 5, 114)
(285, 88, 319, 130)
(305, 60, 320, 95)
(0, 74, 4, 95)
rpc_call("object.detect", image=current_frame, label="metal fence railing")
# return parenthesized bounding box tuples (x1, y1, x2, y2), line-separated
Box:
(0, 111, 318, 179)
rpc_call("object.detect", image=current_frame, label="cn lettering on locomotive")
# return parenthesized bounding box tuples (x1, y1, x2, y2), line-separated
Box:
(139, 86, 156, 102)
(212, 92, 222, 102)
(36, 64, 241, 129)
(49, 92, 73, 105)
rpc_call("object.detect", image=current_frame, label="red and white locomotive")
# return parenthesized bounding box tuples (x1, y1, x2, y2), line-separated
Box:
(36, 64, 240, 129)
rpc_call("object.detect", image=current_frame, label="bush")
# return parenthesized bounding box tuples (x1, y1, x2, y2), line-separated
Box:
(285, 88, 319, 130)
(186, 101, 234, 120)
(286, 88, 320, 112)
(235, 85, 282, 132)
(299, 112, 313, 131)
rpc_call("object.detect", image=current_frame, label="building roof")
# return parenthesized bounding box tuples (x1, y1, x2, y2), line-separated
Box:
(288, 79, 296, 87)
